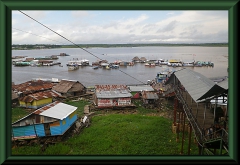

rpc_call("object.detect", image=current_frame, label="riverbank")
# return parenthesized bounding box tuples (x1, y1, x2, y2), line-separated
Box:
(12, 43, 228, 50)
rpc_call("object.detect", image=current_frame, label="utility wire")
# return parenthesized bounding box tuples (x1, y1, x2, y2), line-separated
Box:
(13, 28, 67, 45)
(18, 10, 146, 84)
(19, 10, 103, 61)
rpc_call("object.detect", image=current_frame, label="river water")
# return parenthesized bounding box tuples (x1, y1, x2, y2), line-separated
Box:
(12, 46, 228, 87)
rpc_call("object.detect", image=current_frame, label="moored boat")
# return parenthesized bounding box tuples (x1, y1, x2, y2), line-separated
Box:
(92, 66, 99, 69)
(155, 69, 172, 83)
(145, 62, 155, 67)
(68, 64, 79, 71)
(182, 61, 194, 67)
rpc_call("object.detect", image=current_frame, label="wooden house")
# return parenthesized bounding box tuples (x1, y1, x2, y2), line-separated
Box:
(52, 79, 86, 97)
(141, 90, 159, 104)
(12, 101, 78, 140)
(132, 56, 140, 63)
(18, 90, 61, 109)
(139, 57, 147, 63)
(127, 85, 154, 99)
(93, 84, 132, 108)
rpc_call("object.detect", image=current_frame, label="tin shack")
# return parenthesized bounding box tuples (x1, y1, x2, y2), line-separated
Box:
(12, 101, 78, 140)
(93, 84, 132, 108)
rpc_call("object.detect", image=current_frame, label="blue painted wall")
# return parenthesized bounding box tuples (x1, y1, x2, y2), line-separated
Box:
(12, 113, 77, 138)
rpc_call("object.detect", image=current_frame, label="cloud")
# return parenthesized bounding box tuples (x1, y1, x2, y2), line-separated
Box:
(12, 10, 228, 44)
(71, 11, 89, 17)
(156, 20, 178, 33)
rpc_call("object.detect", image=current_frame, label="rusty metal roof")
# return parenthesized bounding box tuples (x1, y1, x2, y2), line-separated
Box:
(141, 91, 159, 100)
(12, 80, 54, 95)
(18, 90, 61, 102)
(95, 85, 132, 98)
(52, 79, 85, 93)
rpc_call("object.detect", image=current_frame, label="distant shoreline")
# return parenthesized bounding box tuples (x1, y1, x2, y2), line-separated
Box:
(12, 43, 228, 50)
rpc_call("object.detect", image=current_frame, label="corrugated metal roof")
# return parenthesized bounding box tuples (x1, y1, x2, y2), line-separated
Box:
(128, 85, 154, 92)
(95, 84, 132, 98)
(52, 79, 84, 93)
(166, 68, 222, 102)
(39, 102, 77, 120)
(12, 80, 54, 95)
(141, 91, 159, 100)
(18, 90, 61, 102)
(197, 85, 226, 101)
(216, 78, 228, 90)
(12, 101, 69, 125)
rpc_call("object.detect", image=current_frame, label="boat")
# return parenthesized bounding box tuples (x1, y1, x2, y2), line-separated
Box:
(67, 58, 82, 66)
(101, 62, 110, 69)
(208, 61, 214, 67)
(67, 58, 89, 66)
(182, 61, 194, 67)
(92, 66, 99, 69)
(14, 61, 31, 66)
(155, 69, 172, 83)
(145, 62, 155, 67)
(111, 64, 119, 69)
(59, 53, 70, 56)
(68, 64, 79, 71)
(81, 59, 90, 66)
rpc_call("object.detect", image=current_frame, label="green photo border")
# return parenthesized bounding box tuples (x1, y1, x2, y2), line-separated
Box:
(0, 0, 238, 164)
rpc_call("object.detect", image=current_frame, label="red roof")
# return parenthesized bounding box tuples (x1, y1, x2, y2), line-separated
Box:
(12, 80, 54, 95)
(18, 90, 61, 102)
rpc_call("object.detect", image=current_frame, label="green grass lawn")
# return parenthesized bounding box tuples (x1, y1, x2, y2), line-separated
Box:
(12, 111, 199, 155)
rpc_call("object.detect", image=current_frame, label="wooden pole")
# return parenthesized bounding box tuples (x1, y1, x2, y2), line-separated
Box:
(198, 143, 201, 155)
(203, 101, 207, 129)
(174, 98, 177, 126)
(180, 113, 186, 154)
(176, 112, 180, 142)
(188, 123, 192, 155)
(196, 103, 199, 120)
(214, 97, 217, 123)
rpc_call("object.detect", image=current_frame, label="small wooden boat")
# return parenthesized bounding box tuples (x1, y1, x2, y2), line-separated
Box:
(92, 66, 99, 69)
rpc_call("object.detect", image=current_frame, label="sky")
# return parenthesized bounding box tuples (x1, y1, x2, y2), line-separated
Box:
(12, 10, 228, 45)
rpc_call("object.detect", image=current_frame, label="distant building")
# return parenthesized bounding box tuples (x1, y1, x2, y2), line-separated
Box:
(93, 84, 132, 108)
(139, 57, 147, 63)
(132, 56, 140, 63)
(52, 79, 86, 97)
(127, 85, 154, 99)
(141, 91, 159, 104)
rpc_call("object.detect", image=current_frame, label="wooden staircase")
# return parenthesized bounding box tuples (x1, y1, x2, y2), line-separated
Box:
(169, 85, 228, 155)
